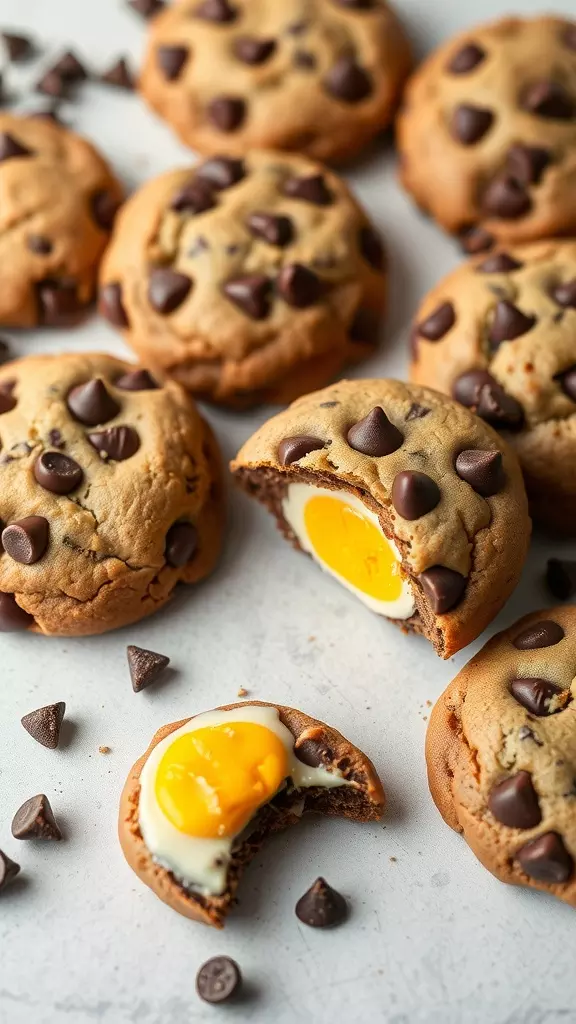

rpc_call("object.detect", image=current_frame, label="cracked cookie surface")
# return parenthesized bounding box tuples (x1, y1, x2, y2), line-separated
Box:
(397, 15, 576, 249)
(0, 352, 223, 636)
(0, 113, 122, 327)
(99, 151, 386, 408)
(410, 240, 576, 533)
(231, 378, 530, 658)
(426, 606, 576, 909)
(138, 0, 411, 163)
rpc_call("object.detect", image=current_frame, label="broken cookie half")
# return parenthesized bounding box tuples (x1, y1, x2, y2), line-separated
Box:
(231, 379, 530, 658)
(119, 701, 384, 927)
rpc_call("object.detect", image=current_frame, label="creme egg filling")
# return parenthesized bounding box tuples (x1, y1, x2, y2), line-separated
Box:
(282, 484, 415, 620)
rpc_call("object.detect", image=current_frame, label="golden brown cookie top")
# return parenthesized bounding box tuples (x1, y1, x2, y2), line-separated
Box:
(397, 15, 576, 247)
(138, 0, 411, 162)
(0, 113, 122, 326)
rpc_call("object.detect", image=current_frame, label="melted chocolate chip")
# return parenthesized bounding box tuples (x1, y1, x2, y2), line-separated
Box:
(170, 177, 215, 214)
(88, 426, 140, 461)
(194, 0, 237, 21)
(277, 264, 321, 307)
(454, 450, 505, 497)
(223, 274, 272, 319)
(157, 45, 189, 80)
(476, 253, 523, 274)
(37, 280, 83, 326)
(196, 156, 245, 189)
(347, 407, 403, 457)
(447, 42, 486, 74)
(513, 620, 565, 650)
(0, 593, 34, 631)
(482, 175, 532, 219)
(416, 302, 455, 341)
(452, 370, 524, 431)
(488, 771, 541, 829)
(324, 57, 372, 103)
(489, 301, 536, 348)
(359, 226, 384, 270)
(283, 174, 332, 205)
(295, 878, 347, 928)
(116, 369, 159, 391)
(233, 36, 276, 64)
(278, 435, 325, 466)
(391, 471, 440, 520)
(165, 522, 198, 567)
(451, 104, 494, 145)
(67, 379, 120, 426)
(21, 702, 65, 749)
(34, 451, 84, 494)
(546, 558, 576, 601)
(295, 737, 334, 766)
(196, 957, 242, 1005)
(0, 132, 33, 162)
(247, 212, 293, 247)
(99, 282, 129, 328)
(510, 678, 565, 717)
(521, 80, 574, 120)
(552, 280, 576, 309)
(207, 96, 246, 132)
(516, 832, 573, 884)
(419, 566, 466, 614)
(148, 268, 192, 314)
(506, 144, 551, 186)
(11, 794, 62, 841)
(2, 517, 49, 564)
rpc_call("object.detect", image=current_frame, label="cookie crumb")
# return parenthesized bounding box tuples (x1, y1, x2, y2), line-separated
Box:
(390, 856, 397, 862)
(237, 687, 248, 697)
(98, 745, 111, 754)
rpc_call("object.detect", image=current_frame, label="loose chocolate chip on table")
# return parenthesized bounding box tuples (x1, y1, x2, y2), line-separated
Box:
(278, 435, 325, 466)
(419, 566, 466, 614)
(506, 144, 551, 186)
(277, 264, 322, 308)
(482, 175, 531, 219)
(207, 96, 246, 132)
(283, 173, 332, 205)
(296, 877, 348, 928)
(416, 302, 455, 341)
(148, 268, 192, 314)
(447, 42, 486, 74)
(116, 369, 158, 391)
(247, 212, 293, 247)
(392, 471, 440, 521)
(516, 832, 573, 884)
(552, 280, 576, 309)
(347, 407, 403, 457)
(2, 517, 49, 565)
(100, 58, 134, 90)
(451, 104, 494, 145)
(99, 282, 129, 328)
(324, 57, 372, 103)
(488, 771, 541, 829)
(406, 403, 430, 421)
(546, 558, 576, 601)
(88, 426, 140, 462)
(127, 645, 170, 692)
(34, 451, 84, 494)
(12, 795, 62, 841)
(128, 0, 165, 16)
(510, 678, 565, 717)
(35, 69, 69, 99)
(0, 132, 33, 162)
(521, 81, 574, 120)
(157, 45, 189, 81)
(67, 379, 120, 426)
(196, 156, 245, 190)
(513, 620, 565, 650)
(2, 32, 34, 62)
(52, 51, 87, 81)
(489, 300, 536, 348)
(91, 191, 120, 231)
(170, 177, 215, 214)
(359, 226, 384, 270)
(194, 0, 237, 21)
(0, 850, 20, 891)
(452, 370, 524, 431)
(196, 956, 242, 1005)
(21, 702, 66, 749)
(455, 449, 505, 497)
(476, 253, 523, 274)
(38, 280, 83, 326)
(0, 593, 34, 631)
(223, 274, 272, 319)
(27, 234, 53, 255)
(460, 225, 494, 255)
(165, 522, 198, 567)
(233, 36, 276, 64)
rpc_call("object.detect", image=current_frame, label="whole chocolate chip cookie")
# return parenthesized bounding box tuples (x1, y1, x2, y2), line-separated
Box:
(99, 151, 386, 407)
(0, 353, 223, 636)
(427, 606, 576, 909)
(138, 0, 411, 163)
(397, 16, 576, 249)
(0, 113, 122, 327)
(410, 239, 576, 533)
(231, 378, 530, 658)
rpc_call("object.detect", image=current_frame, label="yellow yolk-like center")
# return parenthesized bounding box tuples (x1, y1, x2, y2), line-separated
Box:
(154, 722, 289, 839)
(303, 495, 403, 602)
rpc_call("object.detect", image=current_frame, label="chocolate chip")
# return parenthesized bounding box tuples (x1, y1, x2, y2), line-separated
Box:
(34, 451, 84, 494)
(196, 957, 242, 1005)
(233, 36, 276, 64)
(295, 737, 333, 766)
(516, 832, 573, 884)
(283, 173, 332, 206)
(148, 268, 192, 314)
(88, 426, 140, 462)
(482, 175, 531, 220)
(460, 225, 494, 255)
(506, 144, 551, 186)
(294, 50, 316, 70)
(489, 301, 536, 349)
(21, 702, 66, 749)
(477, 253, 523, 273)
(556, 365, 576, 402)
(100, 57, 134, 90)
(447, 42, 486, 74)
(295, 878, 348, 928)
(128, 0, 165, 17)
(277, 264, 322, 308)
(453, 370, 524, 431)
(0, 380, 16, 414)
(406, 403, 430, 421)
(99, 282, 129, 328)
(196, 156, 245, 190)
(347, 407, 403, 457)
(2, 517, 49, 565)
(116, 369, 158, 391)
(278, 435, 325, 466)
(552, 280, 576, 309)
(562, 22, 576, 50)
(91, 191, 120, 231)
(419, 566, 466, 614)
(207, 96, 245, 132)
(247, 212, 293, 247)
(27, 234, 52, 255)
(37, 280, 83, 326)
(53, 50, 87, 81)
(521, 81, 574, 120)
(2, 31, 34, 62)
(157, 45, 189, 81)
(417, 302, 455, 341)
(67, 379, 120, 426)
(223, 274, 272, 319)
(454, 449, 505, 497)
(12, 795, 62, 841)
(170, 179, 214, 217)
(165, 522, 198, 567)
(510, 678, 565, 717)
(332, 0, 375, 7)
(488, 771, 541, 829)
(514, 620, 565, 650)
(546, 558, 576, 601)
(127, 645, 170, 692)
(194, 0, 237, 21)
(35, 69, 69, 98)
(451, 104, 494, 145)
(392, 471, 440, 520)
(324, 57, 372, 103)
(0, 339, 11, 364)
(0, 850, 20, 891)
(0, 593, 34, 631)
(348, 307, 380, 345)
(0, 132, 33, 162)
(359, 226, 384, 270)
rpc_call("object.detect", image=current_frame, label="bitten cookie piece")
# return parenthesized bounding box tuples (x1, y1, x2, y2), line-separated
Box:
(410, 240, 576, 534)
(397, 16, 576, 250)
(427, 607, 576, 909)
(231, 379, 530, 658)
(0, 113, 122, 326)
(99, 151, 386, 407)
(119, 701, 384, 927)
(0, 353, 223, 636)
(138, 0, 411, 163)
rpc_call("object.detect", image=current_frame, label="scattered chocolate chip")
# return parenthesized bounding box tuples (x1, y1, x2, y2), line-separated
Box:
(277, 263, 322, 308)
(506, 143, 551, 186)
(196, 957, 241, 1005)
(546, 558, 576, 601)
(67, 379, 120, 426)
(359, 226, 384, 270)
(278, 435, 325, 466)
(2, 517, 49, 565)
(21, 702, 65, 749)
(489, 301, 536, 349)
(2, 31, 34, 62)
(477, 253, 523, 273)
(12, 795, 62, 841)
(0, 850, 20, 891)
(0, 593, 34, 631)
(348, 307, 380, 345)
(293, 50, 316, 70)
(100, 57, 134, 90)
(510, 678, 565, 717)
(223, 274, 272, 319)
(27, 234, 52, 255)
(99, 282, 129, 328)
(453, 369, 524, 431)
(0, 132, 32, 162)
(148, 268, 192, 314)
(207, 96, 245, 132)
(347, 407, 403, 457)
(454, 449, 505, 497)
(194, 0, 237, 21)
(516, 832, 573, 884)
(513, 620, 565, 650)
(91, 191, 120, 231)
(419, 566, 466, 614)
(391, 471, 440, 520)
(34, 451, 83, 494)
(482, 175, 531, 220)
(52, 50, 87, 82)
(451, 104, 494, 145)
(552, 280, 576, 309)
(128, 0, 165, 16)
(127, 645, 170, 692)
(88, 426, 140, 462)
(416, 302, 455, 341)
(233, 36, 276, 64)
(37, 280, 83, 326)
(165, 522, 198, 567)
(283, 173, 332, 205)
(170, 177, 215, 215)
(488, 771, 541, 829)
(406, 403, 430, 421)
(157, 45, 189, 80)
(116, 369, 158, 391)
(521, 80, 574, 120)
(247, 212, 293, 247)
(295, 877, 348, 928)
(196, 156, 245, 190)
(447, 42, 485, 74)
(35, 68, 69, 98)
(460, 225, 495, 255)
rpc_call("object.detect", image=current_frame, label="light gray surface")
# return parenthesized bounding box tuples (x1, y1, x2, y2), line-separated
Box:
(0, 2, 575, 1022)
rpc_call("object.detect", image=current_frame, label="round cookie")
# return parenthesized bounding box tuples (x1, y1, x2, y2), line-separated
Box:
(410, 239, 576, 534)
(397, 15, 576, 250)
(138, 0, 411, 163)
(0, 112, 122, 326)
(0, 352, 223, 636)
(231, 378, 530, 659)
(426, 607, 576, 910)
(99, 151, 386, 407)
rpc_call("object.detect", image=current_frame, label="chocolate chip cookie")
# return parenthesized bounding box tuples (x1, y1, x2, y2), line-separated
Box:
(0, 113, 122, 326)
(231, 378, 530, 658)
(410, 239, 576, 533)
(427, 607, 576, 909)
(397, 16, 576, 250)
(99, 151, 386, 407)
(0, 352, 223, 636)
(138, 0, 411, 163)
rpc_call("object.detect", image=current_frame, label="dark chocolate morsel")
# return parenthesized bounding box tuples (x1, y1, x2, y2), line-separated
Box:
(516, 832, 573, 884)
(283, 174, 332, 205)
(0, 850, 20, 891)
(452, 370, 524, 431)
(2, 517, 49, 564)
(27, 234, 53, 255)
(0, 379, 16, 414)
(513, 620, 565, 650)
(450, 104, 494, 145)
(194, 0, 237, 22)
(278, 435, 325, 466)
(36, 68, 69, 98)
(546, 558, 576, 601)
(100, 58, 134, 90)
(416, 302, 455, 341)
(51, 50, 87, 81)
(562, 22, 576, 50)
(127, 645, 170, 692)
(233, 36, 276, 64)
(489, 301, 536, 348)
(347, 407, 403, 457)
(359, 226, 385, 270)
(391, 471, 440, 521)
(99, 282, 129, 327)
(556, 366, 576, 402)
(247, 212, 293, 247)
(510, 678, 565, 717)
(223, 274, 272, 319)
(128, 0, 165, 17)
(277, 264, 322, 308)
(196, 156, 245, 190)
(88, 426, 140, 461)
(0, 132, 33, 162)
(170, 177, 215, 214)
(460, 225, 495, 255)
(196, 957, 242, 1005)
(552, 280, 576, 309)
(67, 379, 120, 426)
(116, 369, 159, 391)
(348, 307, 380, 345)
(488, 771, 541, 829)
(0, 593, 34, 631)
(506, 144, 551, 186)
(157, 45, 189, 80)
(34, 451, 84, 494)
(207, 96, 246, 132)
(21, 702, 66, 749)
(148, 268, 192, 314)
(324, 57, 372, 103)
(37, 280, 83, 326)
(165, 522, 198, 567)
(2, 31, 34, 62)
(295, 877, 348, 928)
(455, 450, 505, 497)
(11, 795, 62, 841)
(91, 191, 120, 231)
(447, 42, 486, 74)
(295, 737, 334, 766)
(521, 80, 574, 120)
(476, 253, 523, 274)
(482, 175, 531, 220)
(419, 566, 466, 614)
